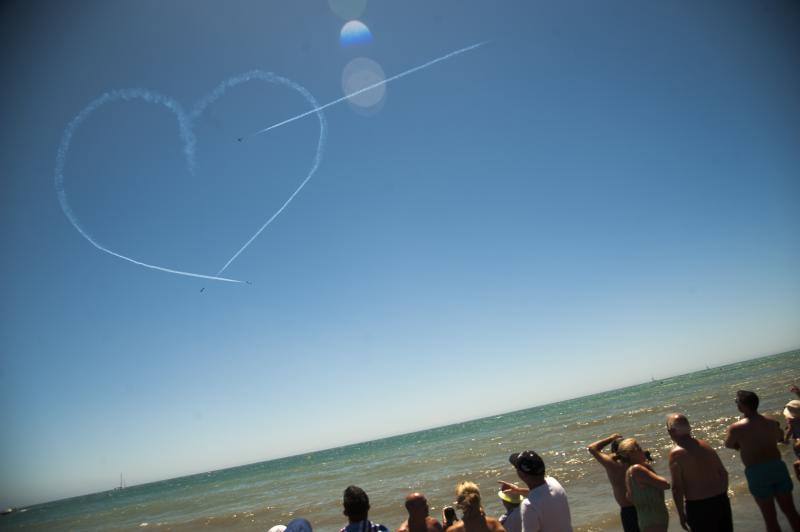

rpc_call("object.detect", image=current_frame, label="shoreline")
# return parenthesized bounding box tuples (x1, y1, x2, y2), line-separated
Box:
(4, 349, 798, 531)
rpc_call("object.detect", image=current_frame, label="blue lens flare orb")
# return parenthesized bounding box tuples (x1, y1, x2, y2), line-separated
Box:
(340, 20, 372, 47)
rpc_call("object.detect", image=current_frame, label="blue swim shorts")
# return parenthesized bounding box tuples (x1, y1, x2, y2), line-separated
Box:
(745, 459, 793, 499)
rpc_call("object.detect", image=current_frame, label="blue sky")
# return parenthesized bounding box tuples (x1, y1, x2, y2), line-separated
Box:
(1, 0, 798, 507)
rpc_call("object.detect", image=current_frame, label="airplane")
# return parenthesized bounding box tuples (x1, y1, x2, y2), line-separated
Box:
(237, 137, 243, 142)
(200, 287, 205, 293)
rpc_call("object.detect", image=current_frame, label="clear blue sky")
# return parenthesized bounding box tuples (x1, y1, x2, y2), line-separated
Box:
(1, 0, 798, 508)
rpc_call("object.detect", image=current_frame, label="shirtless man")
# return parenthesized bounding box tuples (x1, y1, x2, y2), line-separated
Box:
(725, 390, 800, 532)
(666, 413, 731, 531)
(398, 493, 443, 532)
(587, 433, 639, 532)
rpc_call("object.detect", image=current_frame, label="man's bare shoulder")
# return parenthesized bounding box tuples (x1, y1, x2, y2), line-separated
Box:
(669, 445, 687, 466)
(728, 418, 748, 431)
(669, 444, 687, 457)
(696, 438, 719, 452)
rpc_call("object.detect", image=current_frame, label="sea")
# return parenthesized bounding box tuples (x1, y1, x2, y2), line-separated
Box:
(4, 350, 798, 531)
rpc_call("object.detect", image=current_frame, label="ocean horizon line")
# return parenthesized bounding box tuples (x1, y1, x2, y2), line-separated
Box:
(15, 346, 798, 511)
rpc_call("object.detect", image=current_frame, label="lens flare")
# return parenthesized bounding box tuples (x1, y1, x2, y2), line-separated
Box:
(342, 57, 386, 110)
(340, 20, 372, 47)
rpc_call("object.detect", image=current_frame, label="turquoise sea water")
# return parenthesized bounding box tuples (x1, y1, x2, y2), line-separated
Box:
(4, 350, 799, 531)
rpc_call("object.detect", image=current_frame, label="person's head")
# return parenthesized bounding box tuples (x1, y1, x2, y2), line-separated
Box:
(614, 438, 647, 465)
(342, 485, 370, 523)
(609, 436, 625, 461)
(736, 390, 759, 414)
(497, 489, 523, 513)
(784, 400, 800, 422)
(509, 450, 545, 488)
(455, 481, 483, 519)
(404, 492, 429, 519)
(666, 413, 692, 441)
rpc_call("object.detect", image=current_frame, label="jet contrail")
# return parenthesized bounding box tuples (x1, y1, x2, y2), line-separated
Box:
(244, 41, 488, 139)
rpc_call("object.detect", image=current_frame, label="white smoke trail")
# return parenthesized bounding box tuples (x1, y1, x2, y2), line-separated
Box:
(56, 42, 483, 283)
(53, 90, 246, 282)
(55, 73, 326, 283)
(246, 41, 487, 138)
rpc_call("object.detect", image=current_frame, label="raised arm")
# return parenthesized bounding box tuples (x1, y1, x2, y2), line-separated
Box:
(498, 480, 530, 497)
(587, 433, 622, 465)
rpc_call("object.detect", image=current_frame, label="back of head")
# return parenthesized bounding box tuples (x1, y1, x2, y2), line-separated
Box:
(737, 390, 759, 411)
(343, 485, 370, 522)
(615, 438, 640, 464)
(666, 413, 692, 438)
(508, 450, 546, 477)
(610, 436, 624, 461)
(404, 492, 428, 518)
(455, 481, 483, 519)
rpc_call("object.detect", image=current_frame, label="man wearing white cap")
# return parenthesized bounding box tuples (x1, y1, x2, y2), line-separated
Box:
(666, 413, 731, 531)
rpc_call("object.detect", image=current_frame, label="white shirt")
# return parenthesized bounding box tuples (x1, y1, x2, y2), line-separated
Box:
(520, 477, 572, 532)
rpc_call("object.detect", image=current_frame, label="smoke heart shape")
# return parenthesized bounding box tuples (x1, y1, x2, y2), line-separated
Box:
(55, 71, 327, 283)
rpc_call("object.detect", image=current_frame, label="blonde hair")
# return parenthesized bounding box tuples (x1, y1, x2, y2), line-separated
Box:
(614, 438, 640, 464)
(455, 481, 483, 518)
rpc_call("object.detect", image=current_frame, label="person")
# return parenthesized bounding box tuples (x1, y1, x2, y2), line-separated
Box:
(341, 485, 389, 532)
(666, 413, 732, 531)
(506, 450, 572, 532)
(497, 489, 523, 532)
(398, 492, 443, 532)
(442, 506, 459, 531)
(725, 390, 800, 532)
(587, 433, 639, 532)
(785, 386, 800, 482)
(445, 481, 505, 532)
(615, 438, 669, 532)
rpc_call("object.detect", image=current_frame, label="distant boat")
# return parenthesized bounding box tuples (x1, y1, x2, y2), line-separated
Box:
(114, 473, 126, 491)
